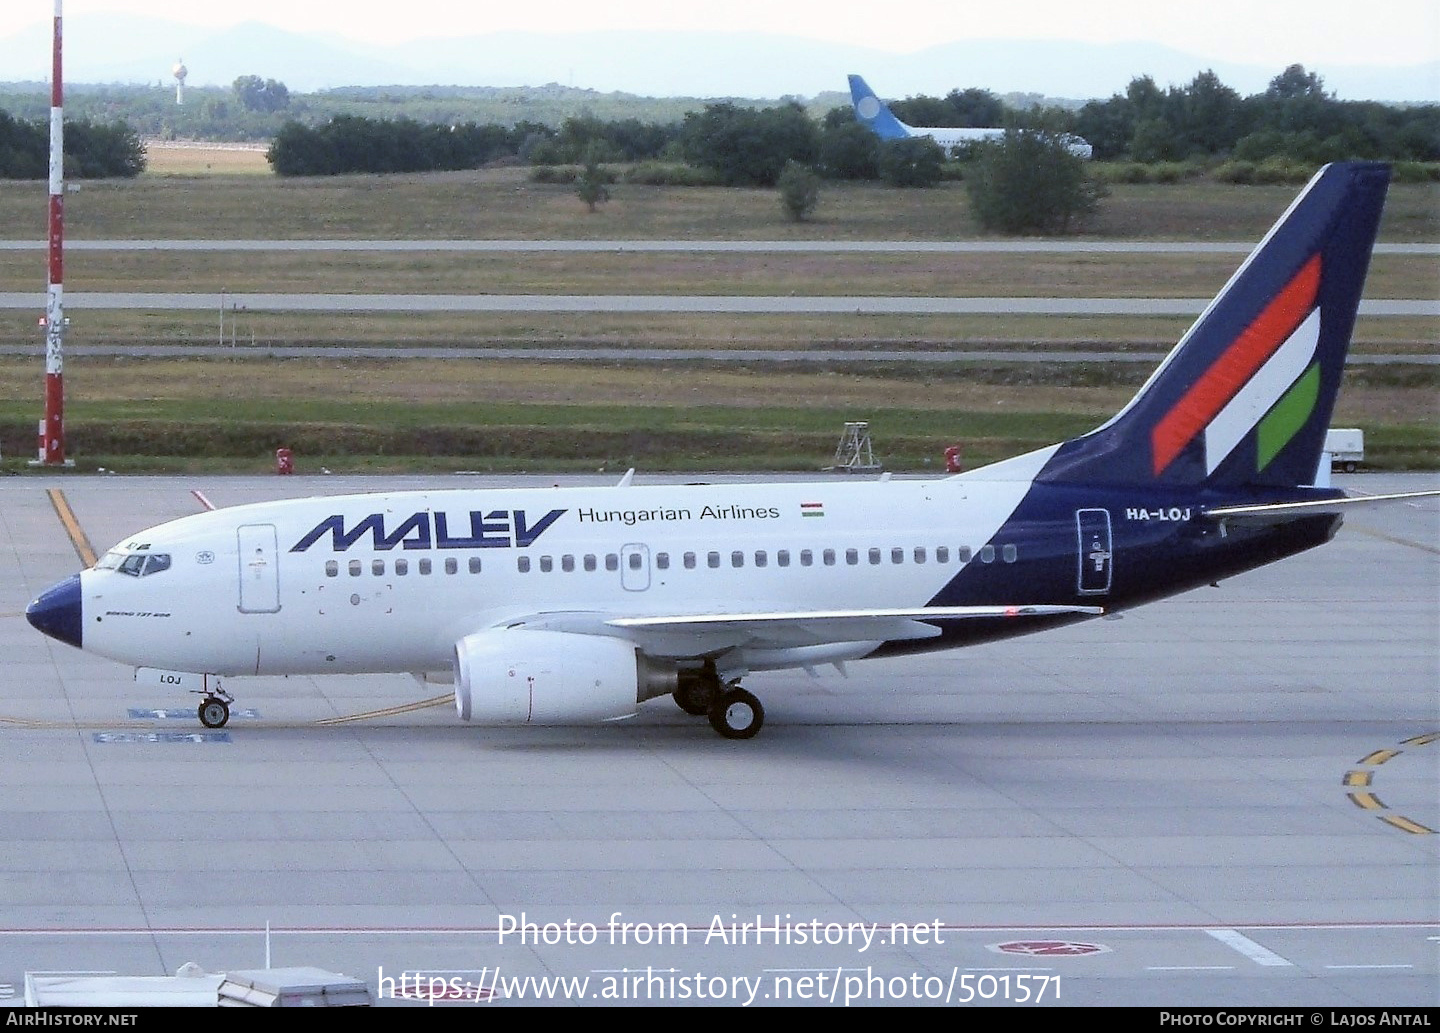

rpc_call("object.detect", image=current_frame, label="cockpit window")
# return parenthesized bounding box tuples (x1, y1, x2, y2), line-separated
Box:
(99, 551, 172, 577)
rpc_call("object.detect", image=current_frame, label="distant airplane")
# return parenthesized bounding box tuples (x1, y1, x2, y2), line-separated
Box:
(28, 163, 1432, 740)
(848, 74, 1093, 158)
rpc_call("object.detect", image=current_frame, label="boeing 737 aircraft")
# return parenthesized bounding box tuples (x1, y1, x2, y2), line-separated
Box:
(848, 74, 1093, 158)
(28, 163, 1426, 739)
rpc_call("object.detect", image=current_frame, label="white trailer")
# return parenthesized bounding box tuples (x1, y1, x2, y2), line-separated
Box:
(1325, 428, 1365, 472)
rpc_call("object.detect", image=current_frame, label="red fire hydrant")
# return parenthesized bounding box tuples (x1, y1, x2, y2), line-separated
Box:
(276, 447, 294, 475)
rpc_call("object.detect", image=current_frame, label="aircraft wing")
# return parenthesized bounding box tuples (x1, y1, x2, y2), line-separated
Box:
(606, 605, 1103, 651)
(494, 604, 1102, 657)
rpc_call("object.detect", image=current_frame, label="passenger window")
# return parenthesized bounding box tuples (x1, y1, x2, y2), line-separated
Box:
(656, 553, 669, 570)
(891, 547, 904, 564)
(627, 553, 641, 570)
(349, 560, 362, 577)
(1003, 544, 1018, 563)
(958, 547, 972, 563)
(754, 551, 767, 568)
(540, 556, 553, 573)
(914, 547, 926, 564)
(800, 549, 813, 567)
(396, 559, 408, 576)
(445, 557, 458, 575)
(373, 559, 385, 576)
(731, 551, 744, 568)
(562, 555, 575, 572)
(980, 545, 995, 563)
(605, 554, 619, 572)
(846, 549, 858, 565)
(517, 556, 531, 573)
(469, 557, 482, 574)
(868, 548, 881, 565)
(823, 549, 835, 566)
(707, 552, 720, 569)
(325, 560, 338, 578)
(419, 558, 432, 575)
(777, 550, 789, 567)
(936, 546, 950, 563)
(684, 552, 696, 569)
(584, 554, 597, 572)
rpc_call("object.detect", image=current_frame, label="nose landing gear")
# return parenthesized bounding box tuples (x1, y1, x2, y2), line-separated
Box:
(193, 685, 234, 729)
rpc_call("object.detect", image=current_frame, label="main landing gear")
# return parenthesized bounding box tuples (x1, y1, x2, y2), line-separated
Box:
(708, 687, 764, 740)
(672, 661, 765, 740)
(193, 685, 234, 729)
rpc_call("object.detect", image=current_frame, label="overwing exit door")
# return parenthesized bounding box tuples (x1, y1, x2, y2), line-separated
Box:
(620, 543, 650, 591)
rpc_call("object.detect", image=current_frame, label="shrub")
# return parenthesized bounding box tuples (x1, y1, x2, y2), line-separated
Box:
(622, 162, 723, 186)
(1213, 160, 1257, 184)
(878, 137, 945, 187)
(777, 160, 820, 221)
(965, 130, 1107, 234)
(1392, 161, 1440, 183)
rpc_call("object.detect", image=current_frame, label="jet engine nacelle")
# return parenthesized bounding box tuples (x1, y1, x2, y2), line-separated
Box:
(453, 629, 676, 725)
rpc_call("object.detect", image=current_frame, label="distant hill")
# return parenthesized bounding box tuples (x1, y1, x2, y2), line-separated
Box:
(0, 17, 1434, 103)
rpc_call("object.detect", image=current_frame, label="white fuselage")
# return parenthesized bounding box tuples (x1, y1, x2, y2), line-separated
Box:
(78, 461, 1046, 679)
(908, 126, 1093, 159)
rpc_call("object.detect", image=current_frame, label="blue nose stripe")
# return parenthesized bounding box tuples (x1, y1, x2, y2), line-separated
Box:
(26, 573, 83, 649)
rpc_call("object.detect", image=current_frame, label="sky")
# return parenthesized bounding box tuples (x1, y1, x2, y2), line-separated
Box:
(8, 0, 1440, 69)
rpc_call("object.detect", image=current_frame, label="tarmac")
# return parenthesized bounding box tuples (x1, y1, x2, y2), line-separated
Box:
(0, 471, 1435, 1007)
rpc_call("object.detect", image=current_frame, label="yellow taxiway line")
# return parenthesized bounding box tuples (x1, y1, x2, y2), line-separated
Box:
(47, 487, 97, 568)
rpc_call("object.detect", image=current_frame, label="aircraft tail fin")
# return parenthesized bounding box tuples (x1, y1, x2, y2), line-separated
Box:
(1038, 162, 1391, 491)
(847, 74, 912, 141)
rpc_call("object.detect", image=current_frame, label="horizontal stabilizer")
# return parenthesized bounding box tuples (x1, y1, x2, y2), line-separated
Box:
(1204, 489, 1440, 521)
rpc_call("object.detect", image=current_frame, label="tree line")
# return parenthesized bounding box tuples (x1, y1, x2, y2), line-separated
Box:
(1075, 65, 1438, 163)
(267, 117, 540, 175)
(264, 64, 1436, 181)
(0, 109, 144, 179)
(1, 63, 1434, 183)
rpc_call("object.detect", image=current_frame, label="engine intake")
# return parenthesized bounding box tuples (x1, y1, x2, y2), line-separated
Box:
(453, 629, 676, 725)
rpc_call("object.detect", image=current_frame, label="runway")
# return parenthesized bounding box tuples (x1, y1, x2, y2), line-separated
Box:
(0, 239, 1433, 254)
(1, 292, 1434, 317)
(0, 344, 1432, 366)
(1, 473, 1435, 1007)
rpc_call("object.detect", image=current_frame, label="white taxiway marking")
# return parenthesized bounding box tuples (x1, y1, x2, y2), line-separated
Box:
(1205, 929, 1295, 967)
(1147, 965, 1237, 971)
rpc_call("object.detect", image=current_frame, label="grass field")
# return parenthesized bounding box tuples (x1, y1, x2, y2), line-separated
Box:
(4, 164, 1437, 242)
(0, 163, 1433, 472)
(1, 249, 1433, 303)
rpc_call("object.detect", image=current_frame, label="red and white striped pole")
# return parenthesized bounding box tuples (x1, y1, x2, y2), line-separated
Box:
(40, 0, 67, 465)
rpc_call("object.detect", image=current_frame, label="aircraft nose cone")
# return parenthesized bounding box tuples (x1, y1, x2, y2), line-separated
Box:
(27, 573, 83, 649)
